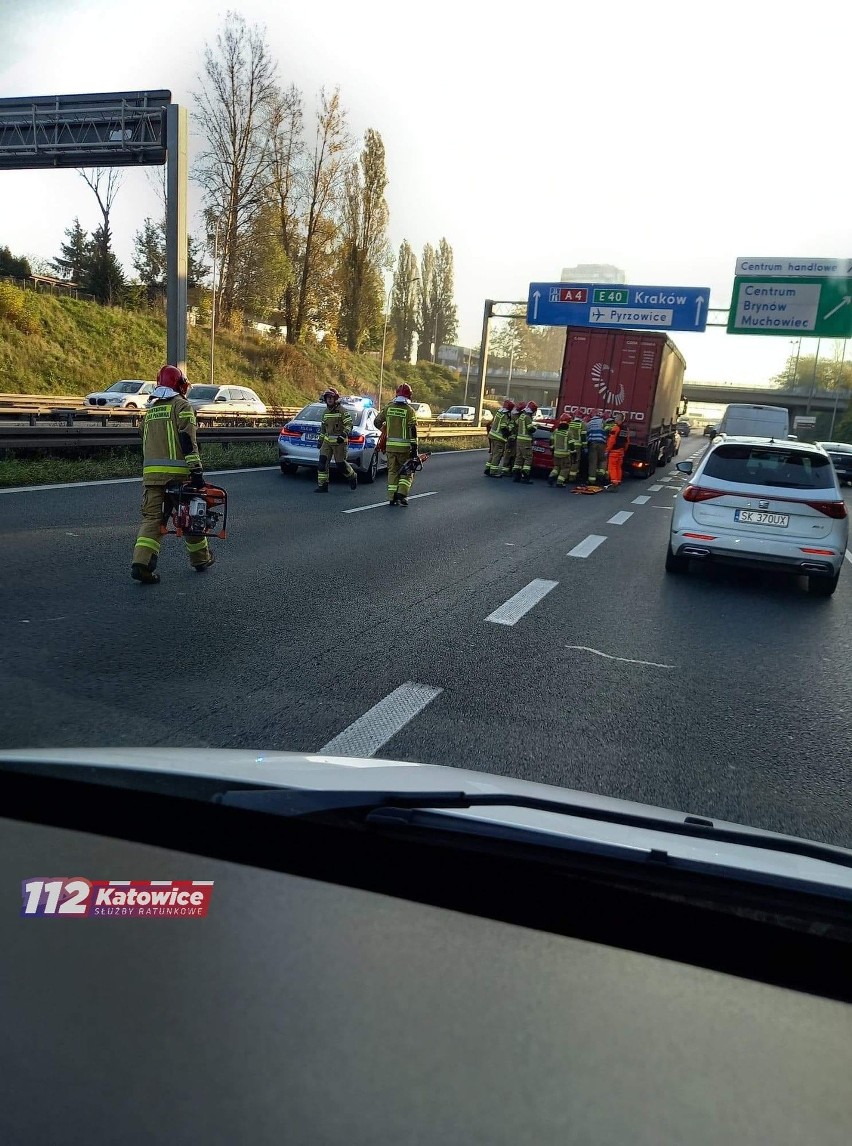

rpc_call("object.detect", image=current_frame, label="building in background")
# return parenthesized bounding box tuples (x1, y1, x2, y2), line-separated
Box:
(560, 264, 626, 284)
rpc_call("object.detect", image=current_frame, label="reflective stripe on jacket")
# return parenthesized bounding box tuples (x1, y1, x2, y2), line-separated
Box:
(567, 418, 587, 446)
(320, 404, 353, 443)
(141, 396, 202, 480)
(516, 412, 535, 441)
(489, 410, 509, 441)
(552, 424, 575, 457)
(375, 400, 418, 452)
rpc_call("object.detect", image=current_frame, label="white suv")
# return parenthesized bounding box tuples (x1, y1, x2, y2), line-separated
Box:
(85, 380, 156, 409)
(186, 385, 267, 416)
(667, 438, 848, 596)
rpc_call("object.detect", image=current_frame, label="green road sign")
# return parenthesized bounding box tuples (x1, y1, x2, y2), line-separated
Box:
(728, 275, 852, 337)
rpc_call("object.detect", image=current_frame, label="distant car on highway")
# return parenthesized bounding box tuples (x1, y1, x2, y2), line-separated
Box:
(187, 385, 267, 416)
(436, 405, 475, 422)
(816, 442, 852, 486)
(703, 424, 717, 437)
(533, 405, 556, 422)
(410, 402, 433, 421)
(85, 380, 155, 409)
(278, 397, 387, 483)
(677, 420, 691, 437)
(667, 437, 848, 596)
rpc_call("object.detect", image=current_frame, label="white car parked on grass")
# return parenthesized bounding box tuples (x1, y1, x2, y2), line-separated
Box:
(667, 437, 848, 596)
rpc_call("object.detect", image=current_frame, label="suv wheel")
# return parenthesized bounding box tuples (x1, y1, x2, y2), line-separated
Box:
(808, 571, 840, 597)
(361, 449, 379, 484)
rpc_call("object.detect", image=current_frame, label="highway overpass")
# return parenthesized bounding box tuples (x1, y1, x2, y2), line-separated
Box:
(470, 370, 850, 419)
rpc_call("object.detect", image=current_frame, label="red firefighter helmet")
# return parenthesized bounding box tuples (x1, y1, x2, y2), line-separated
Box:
(321, 387, 340, 403)
(526, 401, 538, 414)
(396, 383, 413, 399)
(157, 364, 188, 396)
(558, 412, 571, 425)
(501, 398, 514, 411)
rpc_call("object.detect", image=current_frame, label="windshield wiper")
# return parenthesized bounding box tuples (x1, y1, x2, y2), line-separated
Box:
(213, 787, 852, 870)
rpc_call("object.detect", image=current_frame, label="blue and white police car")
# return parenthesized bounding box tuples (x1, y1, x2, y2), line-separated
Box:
(278, 397, 388, 484)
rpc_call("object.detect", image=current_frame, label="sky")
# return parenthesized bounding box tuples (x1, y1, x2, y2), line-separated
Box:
(1, 0, 850, 383)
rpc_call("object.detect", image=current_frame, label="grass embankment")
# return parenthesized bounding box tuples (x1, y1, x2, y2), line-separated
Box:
(0, 437, 486, 487)
(0, 283, 470, 411)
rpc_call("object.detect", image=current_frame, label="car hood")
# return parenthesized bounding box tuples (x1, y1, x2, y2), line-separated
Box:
(86, 391, 132, 401)
(3, 747, 851, 896)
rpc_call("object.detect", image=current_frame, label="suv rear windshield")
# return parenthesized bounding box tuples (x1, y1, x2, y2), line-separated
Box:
(107, 381, 146, 394)
(187, 386, 220, 401)
(703, 444, 835, 489)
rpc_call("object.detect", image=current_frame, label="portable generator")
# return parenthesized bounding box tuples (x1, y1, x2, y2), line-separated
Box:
(160, 481, 228, 539)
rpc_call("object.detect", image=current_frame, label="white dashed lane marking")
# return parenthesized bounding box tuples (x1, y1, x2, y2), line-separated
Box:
(648, 484, 663, 492)
(567, 534, 607, 558)
(319, 681, 444, 756)
(632, 495, 650, 505)
(344, 492, 438, 513)
(607, 511, 634, 525)
(486, 579, 559, 625)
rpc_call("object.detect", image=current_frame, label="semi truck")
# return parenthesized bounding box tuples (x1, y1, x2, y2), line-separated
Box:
(532, 328, 687, 479)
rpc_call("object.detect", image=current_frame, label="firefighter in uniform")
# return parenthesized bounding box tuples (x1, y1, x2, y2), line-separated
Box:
(316, 387, 358, 493)
(495, 402, 519, 478)
(606, 411, 630, 488)
(566, 411, 587, 483)
(548, 411, 574, 487)
(486, 399, 514, 476)
(512, 401, 537, 483)
(131, 364, 213, 584)
(585, 411, 609, 486)
(374, 383, 419, 506)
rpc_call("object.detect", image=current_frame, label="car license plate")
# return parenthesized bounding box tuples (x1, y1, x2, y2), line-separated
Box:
(304, 434, 319, 444)
(734, 509, 789, 527)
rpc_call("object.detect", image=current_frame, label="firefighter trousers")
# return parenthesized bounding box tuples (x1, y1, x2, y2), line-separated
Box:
(586, 441, 608, 484)
(512, 440, 533, 475)
(486, 438, 505, 473)
(495, 441, 515, 476)
(132, 482, 210, 570)
(549, 456, 573, 486)
(318, 441, 355, 485)
(387, 451, 415, 500)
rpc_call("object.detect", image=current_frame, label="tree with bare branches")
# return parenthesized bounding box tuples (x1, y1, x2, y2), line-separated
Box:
(193, 11, 278, 327)
(80, 167, 123, 303)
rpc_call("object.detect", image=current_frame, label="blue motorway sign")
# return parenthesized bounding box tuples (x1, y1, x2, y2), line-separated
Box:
(527, 282, 711, 333)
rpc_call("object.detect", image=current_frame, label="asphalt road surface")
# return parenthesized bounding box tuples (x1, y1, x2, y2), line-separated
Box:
(3, 442, 852, 849)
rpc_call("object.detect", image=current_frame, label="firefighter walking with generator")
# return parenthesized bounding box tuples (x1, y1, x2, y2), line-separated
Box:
(316, 388, 358, 493)
(130, 364, 214, 584)
(375, 383, 419, 506)
(486, 399, 514, 476)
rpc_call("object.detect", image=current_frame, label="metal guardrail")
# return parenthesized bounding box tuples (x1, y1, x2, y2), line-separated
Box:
(0, 422, 487, 454)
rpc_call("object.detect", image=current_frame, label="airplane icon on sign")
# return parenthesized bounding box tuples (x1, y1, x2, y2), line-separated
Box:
(592, 308, 604, 320)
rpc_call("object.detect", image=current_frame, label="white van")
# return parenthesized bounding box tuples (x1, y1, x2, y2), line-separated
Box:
(716, 404, 792, 440)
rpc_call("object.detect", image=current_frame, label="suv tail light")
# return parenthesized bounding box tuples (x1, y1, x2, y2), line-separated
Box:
(349, 433, 365, 445)
(683, 485, 723, 503)
(805, 500, 847, 519)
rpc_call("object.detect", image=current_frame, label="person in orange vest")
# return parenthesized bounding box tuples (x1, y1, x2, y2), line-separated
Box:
(606, 412, 630, 488)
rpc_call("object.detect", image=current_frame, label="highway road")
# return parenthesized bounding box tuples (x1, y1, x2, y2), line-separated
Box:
(2, 442, 852, 849)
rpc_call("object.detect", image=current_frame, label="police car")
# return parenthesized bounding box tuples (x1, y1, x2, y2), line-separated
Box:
(278, 397, 388, 483)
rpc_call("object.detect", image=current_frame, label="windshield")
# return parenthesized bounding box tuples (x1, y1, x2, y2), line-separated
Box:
(703, 444, 835, 489)
(2, 6, 851, 880)
(106, 381, 145, 394)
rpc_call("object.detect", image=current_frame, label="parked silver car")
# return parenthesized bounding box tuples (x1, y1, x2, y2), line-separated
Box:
(187, 385, 267, 416)
(85, 380, 155, 409)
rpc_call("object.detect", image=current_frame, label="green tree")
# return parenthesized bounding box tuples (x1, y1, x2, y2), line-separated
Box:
(417, 243, 436, 360)
(0, 246, 32, 280)
(491, 320, 566, 373)
(337, 128, 390, 351)
(390, 241, 419, 361)
(433, 237, 458, 351)
(51, 218, 88, 283)
(267, 82, 304, 343)
(773, 345, 852, 390)
(83, 225, 125, 304)
(234, 203, 292, 318)
(132, 218, 167, 299)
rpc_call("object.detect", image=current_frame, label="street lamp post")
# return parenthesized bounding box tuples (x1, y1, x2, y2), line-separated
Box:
(806, 338, 822, 416)
(378, 286, 392, 410)
(462, 347, 473, 405)
(829, 340, 848, 439)
(208, 217, 220, 387)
